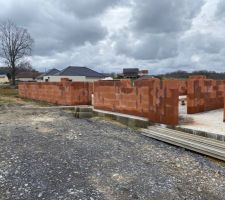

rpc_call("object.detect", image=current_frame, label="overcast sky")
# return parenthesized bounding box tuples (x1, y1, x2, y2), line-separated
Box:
(0, 0, 224, 74)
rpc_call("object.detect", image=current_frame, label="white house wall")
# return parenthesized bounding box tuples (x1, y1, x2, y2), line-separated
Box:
(16, 78, 36, 82)
(0, 76, 9, 83)
(43, 76, 101, 82)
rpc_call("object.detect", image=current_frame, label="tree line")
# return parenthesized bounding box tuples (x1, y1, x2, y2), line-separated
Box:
(155, 70, 225, 80)
(0, 61, 37, 80)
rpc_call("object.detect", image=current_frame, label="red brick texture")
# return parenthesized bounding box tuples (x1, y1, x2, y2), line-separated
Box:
(19, 79, 93, 106)
(177, 80, 187, 95)
(187, 77, 225, 114)
(19, 78, 182, 125)
(223, 92, 225, 122)
(94, 78, 179, 125)
(224, 94, 225, 122)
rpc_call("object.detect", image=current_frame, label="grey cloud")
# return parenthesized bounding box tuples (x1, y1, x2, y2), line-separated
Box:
(115, 33, 178, 60)
(161, 32, 225, 73)
(216, 0, 225, 19)
(55, 0, 121, 19)
(33, 17, 107, 56)
(132, 0, 204, 34)
(0, 0, 224, 75)
(0, 0, 108, 56)
(180, 32, 225, 55)
(33, 19, 106, 56)
(113, 0, 204, 61)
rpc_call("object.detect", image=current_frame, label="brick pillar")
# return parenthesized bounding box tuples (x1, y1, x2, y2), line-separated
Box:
(187, 76, 206, 114)
(224, 93, 225, 122)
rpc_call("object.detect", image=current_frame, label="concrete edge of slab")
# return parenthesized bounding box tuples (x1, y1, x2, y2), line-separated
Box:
(173, 126, 225, 142)
(20, 105, 93, 110)
(93, 109, 149, 128)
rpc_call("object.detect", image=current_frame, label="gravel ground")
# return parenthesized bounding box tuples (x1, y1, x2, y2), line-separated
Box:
(0, 105, 225, 200)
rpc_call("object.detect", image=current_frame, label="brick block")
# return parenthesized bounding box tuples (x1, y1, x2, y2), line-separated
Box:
(18, 81, 93, 106)
(224, 93, 225, 122)
(93, 79, 179, 125)
(187, 78, 225, 114)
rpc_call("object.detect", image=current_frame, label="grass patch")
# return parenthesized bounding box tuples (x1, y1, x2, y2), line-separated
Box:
(0, 85, 55, 107)
(0, 85, 20, 104)
(0, 87, 18, 97)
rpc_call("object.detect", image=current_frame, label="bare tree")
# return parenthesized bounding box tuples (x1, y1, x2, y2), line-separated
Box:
(0, 20, 34, 85)
(17, 60, 37, 73)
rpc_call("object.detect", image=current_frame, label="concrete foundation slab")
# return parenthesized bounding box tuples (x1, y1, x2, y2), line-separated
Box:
(179, 101, 225, 141)
(93, 109, 149, 128)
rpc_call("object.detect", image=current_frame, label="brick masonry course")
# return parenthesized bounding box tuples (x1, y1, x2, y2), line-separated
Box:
(94, 78, 179, 125)
(178, 80, 187, 95)
(17, 76, 224, 125)
(18, 78, 187, 125)
(19, 78, 93, 106)
(187, 76, 225, 114)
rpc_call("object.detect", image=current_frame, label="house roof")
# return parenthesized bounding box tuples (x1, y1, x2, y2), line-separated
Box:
(0, 74, 7, 78)
(45, 68, 60, 76)
(123, 68, 139, 74)
(16, 72, 41, 79)
(57, 66, 105, 78)
(0, 73, 7, 76)
(36, 68, 60, 79)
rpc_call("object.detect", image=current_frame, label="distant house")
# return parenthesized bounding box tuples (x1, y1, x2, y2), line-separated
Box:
(36, 68, 60, 82)
(119, 68, 149, 79)
(139, 70, 149, 77)
(45, 66, 105, 82)
(16, 72, 41, 82)
(0, 73, 9, 84)
(123, 68, 139, 79)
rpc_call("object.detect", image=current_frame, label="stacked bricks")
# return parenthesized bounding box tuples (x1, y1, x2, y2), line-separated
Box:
(19, 77, 181, 125)
(224, 94, 225, 122)
(177, 80, 187, 95)
(136, 78, 179, 125)
(187, 76, 225, 114)
(94, 78, 179, 125)
(18, 78, 93, 106)
(93, 80, 142, 115)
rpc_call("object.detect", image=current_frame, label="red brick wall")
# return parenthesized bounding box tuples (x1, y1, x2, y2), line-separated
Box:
(19, 78, 181, 125)
(94, 80, 143, 115)
(94, 78, 179, 125)
(138, 78, 179, 125)
(187, 77, 225, 114)
(177, 80, 187, 95)
(19, 79, 93, 106)
(224, 94, 225, 122)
